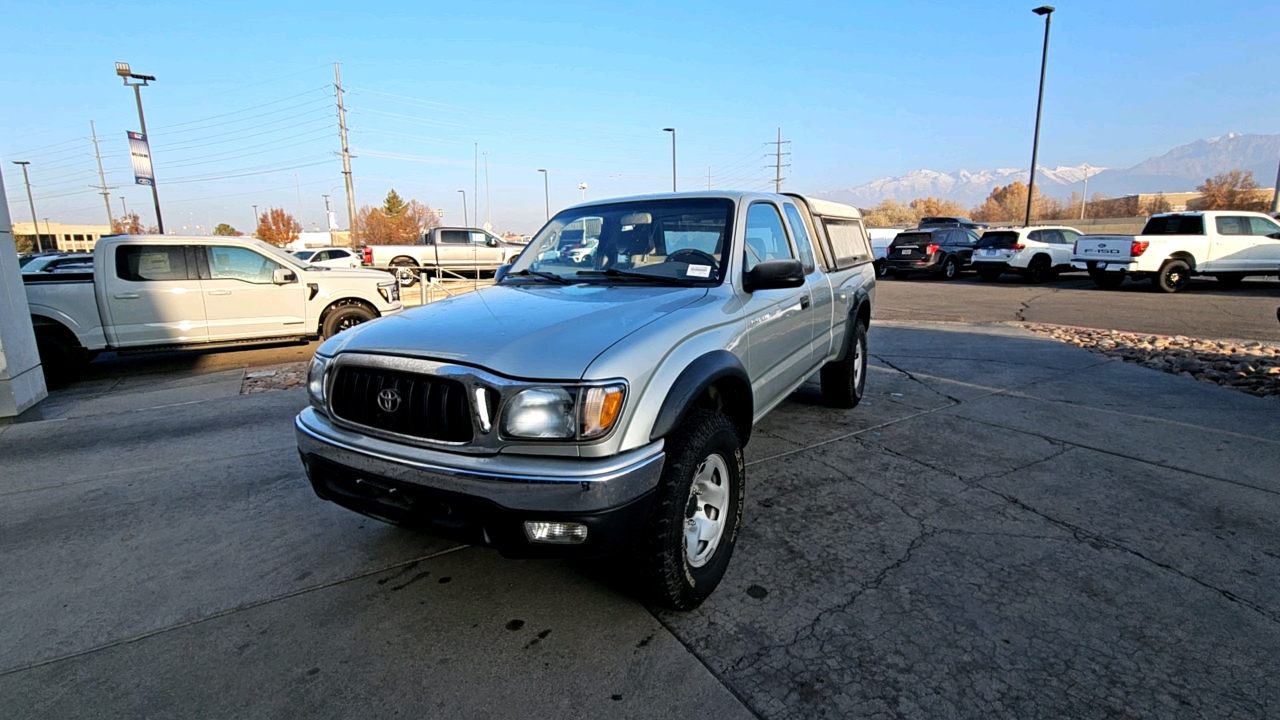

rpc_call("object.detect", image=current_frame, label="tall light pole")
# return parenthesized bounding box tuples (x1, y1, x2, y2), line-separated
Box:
(537, 169, 549, 221)
(458, 190, 468, 227)
(663, 128, 677, 191)
(12, 161, 42, 252)
(1271, 149, 1280, 215)
(1023, 7, 1055, 227)
(578, 182, 588, 201)
(1079, 163, 1091, 220)
(120, 196, 129, 220)
(116, 62, 164, 234)
(483, 150, 491, 229)
(252, 204, 259, 235)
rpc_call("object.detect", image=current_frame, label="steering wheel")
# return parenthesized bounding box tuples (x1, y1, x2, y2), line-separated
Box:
(665, 248, 719, 268)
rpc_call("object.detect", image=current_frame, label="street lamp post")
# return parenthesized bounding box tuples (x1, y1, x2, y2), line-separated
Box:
(1080, 163, 1091, 220)
(663, 128, 677, 191)
(578, 182, 588, 201)
(1271, 149, 1280, 216)
(458, 190, 468, 227)
(116, 62, 164, 234)
(12, 161, 43, 252)
(537, 169, 549, 221)
(1024, 6, 1055, 228)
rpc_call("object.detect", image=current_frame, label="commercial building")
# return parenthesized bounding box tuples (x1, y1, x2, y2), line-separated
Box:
(11, 222, 112, 253)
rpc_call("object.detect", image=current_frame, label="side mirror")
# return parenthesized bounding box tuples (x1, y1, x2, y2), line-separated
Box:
(494, 263, 512, 282)
(1269, 232, 1280, 240)
(743, 259, 805, 292)
(273, 268, 298, 285)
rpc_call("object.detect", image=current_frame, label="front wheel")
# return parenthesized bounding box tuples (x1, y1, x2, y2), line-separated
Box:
(1154, 259, 1192, 293)
(638, 411, 744, 611)
(937, 255, 960, 280)
(820, 318, 868, 408)
(322, 304, 376, 338)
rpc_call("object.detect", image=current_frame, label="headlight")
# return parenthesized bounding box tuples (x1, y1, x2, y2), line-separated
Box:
(501, 382, 626, 441)
(377, 282, 399, 303)
(307, 354, 330, 408)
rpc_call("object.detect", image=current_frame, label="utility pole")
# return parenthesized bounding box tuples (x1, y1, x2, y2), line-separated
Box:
(252, 204, 259, 235)
(483, 150, 491, 229)
(1271, 149, 1280, 215)
(538, 169, 549, 221)
(707, 166, 712, 190)
(116, 63, 164, 234)
(769, 128, 791, 192)
(663, 128, 677, 191)
(458, 190, 468, 226)
(334, 62, 357, 245)
(1024, 6, 1055, 227)
(89, 121, 115, 228)
(12, 161, 43, 252)
(473, 143, 479, 228)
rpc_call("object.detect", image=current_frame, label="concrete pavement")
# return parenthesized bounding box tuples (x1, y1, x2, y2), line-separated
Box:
(2, 321, 1277, 718)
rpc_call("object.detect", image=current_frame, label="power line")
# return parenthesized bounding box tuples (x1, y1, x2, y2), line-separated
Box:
(152, 110, 331, 151)
(154, 128, 332, 168)
(150, 88, 330, 132)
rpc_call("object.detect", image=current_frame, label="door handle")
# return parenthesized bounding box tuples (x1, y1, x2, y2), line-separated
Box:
(113, 292, 140, 300)
(208, 290, 232, 296)
(800, 294, 811, 309)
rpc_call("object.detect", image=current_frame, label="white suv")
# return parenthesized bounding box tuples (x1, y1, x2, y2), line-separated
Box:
(972, 225, 1083, 283)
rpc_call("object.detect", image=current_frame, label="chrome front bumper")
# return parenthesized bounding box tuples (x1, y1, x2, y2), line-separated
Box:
(295, 407, 665, 513)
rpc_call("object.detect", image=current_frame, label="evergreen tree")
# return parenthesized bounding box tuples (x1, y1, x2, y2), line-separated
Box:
(382, 189, 407, 217)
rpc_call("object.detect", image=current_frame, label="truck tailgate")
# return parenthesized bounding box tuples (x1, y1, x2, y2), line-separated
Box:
(1073, 235, 1137, 261)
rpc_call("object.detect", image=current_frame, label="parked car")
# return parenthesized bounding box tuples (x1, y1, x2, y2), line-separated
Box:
(24, 235, 402, 387)
(971, 225, 1084, 283)
(918, 216, 987, 231)
(1071, 211, 1280, 293)
(361, 227, 524, 286)
(296, 191, 876, 610)
(867, 228, 903, 278)
(292, 247, 362, 268)
(20, 253, 93, 274)
(883, 226, 980, 280)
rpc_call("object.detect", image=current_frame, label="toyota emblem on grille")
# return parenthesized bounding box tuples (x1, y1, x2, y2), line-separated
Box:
(377, 388, 402, 413)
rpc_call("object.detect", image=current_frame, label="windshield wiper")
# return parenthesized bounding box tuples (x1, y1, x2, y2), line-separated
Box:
(505, 269, 571, 285)
(577, 269, 698, 287)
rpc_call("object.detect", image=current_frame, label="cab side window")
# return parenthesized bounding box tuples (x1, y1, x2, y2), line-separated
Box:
(1247, 216, 1280, 236)
(782, 204, 817, 273)
(115, 245, 193, 281)
(1216, 217, 1248, 235)
(743, 203, 794, 273)
(822, 219, 872, 268)
(439, 230, 470, 244)
(207, 246, 282, 284)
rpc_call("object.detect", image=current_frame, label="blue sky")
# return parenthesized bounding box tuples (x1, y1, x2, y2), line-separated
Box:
(2, 0, 1277, 234)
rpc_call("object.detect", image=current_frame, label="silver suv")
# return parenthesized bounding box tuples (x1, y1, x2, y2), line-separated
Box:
(296, 192, 876, 608)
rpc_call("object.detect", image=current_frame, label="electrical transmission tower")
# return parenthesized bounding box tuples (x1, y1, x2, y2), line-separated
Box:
(768, 128, 791, 192)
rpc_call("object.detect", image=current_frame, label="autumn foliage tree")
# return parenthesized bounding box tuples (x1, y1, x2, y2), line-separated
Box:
(111, 211, 152, 235)
(1197, 170, 1270, 211)
(909, 197, 968, 218)
(256, 207, 301, 246)
(357, 189, 440, 244)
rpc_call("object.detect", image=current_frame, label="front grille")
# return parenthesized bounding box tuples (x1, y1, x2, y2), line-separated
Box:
(330, 366, 473, 443)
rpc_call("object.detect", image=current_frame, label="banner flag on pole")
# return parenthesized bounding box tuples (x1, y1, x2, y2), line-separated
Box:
(127, 131, 155, 186)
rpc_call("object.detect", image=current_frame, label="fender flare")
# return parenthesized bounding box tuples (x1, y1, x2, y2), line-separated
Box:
(649, 350, 753, 444)
(833, 296, 873, 362)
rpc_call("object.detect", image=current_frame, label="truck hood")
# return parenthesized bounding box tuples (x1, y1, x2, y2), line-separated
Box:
(323, 283, 708, 379)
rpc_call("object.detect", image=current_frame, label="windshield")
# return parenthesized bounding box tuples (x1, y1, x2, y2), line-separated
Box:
(292, 250, 316, 261)
(977, 231, 1020, 248)
(506, 198, 734, 284)
(253, 239, 312, 268)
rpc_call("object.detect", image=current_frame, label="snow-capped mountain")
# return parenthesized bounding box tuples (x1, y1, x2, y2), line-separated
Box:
(815, 133, 1279, 207)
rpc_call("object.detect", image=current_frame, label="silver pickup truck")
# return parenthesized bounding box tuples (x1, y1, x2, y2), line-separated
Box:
(25, 234, 402, 386)
(361, 226, 524, 286)
(297, 192, 876, 609)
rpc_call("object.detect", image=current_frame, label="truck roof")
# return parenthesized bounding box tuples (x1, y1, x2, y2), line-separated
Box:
(564, 190, 863, 220)
(1149, 210, 1274, 219)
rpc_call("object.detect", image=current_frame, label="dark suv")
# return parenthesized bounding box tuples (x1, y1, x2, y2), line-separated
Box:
(884, 227, 980, 280)
(918, 216, 987, 231)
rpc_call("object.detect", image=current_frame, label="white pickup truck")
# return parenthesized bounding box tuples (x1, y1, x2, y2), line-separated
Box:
(361, 226, 524, 286)
(1072, 211, 1280, 292)
(24, 234, 402, 386)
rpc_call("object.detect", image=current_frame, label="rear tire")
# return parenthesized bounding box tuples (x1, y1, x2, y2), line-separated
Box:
(977, 268, 1002, 282)
(391, 259, 419, 287)
(1025, 257, 1051, 284)
(1088, 267, 1126, 289)
(638, 411, 744, 611)
(874, 260, 888, 278)
(1154, 259, 1192, 293)
(938, 255, 960, 280)
(35, 327, 87, 389)
(322, 304, 377, 338)
(820, 318, 868, 409)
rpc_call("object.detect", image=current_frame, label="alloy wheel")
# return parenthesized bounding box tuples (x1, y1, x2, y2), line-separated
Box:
(684, 453, 730, 567)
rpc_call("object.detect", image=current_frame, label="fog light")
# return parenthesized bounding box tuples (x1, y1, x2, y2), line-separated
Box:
(524, 521, 588, 545)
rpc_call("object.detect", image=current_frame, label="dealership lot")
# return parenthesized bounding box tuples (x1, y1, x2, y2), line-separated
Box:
(2, 321, 1277, 718)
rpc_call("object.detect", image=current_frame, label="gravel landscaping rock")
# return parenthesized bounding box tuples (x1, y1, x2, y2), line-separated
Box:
(240, 362, 307, 394)
(1025, 323, 1280, 399)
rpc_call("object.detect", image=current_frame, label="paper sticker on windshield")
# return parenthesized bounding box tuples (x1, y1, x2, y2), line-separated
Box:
(686, 264, 711, 278)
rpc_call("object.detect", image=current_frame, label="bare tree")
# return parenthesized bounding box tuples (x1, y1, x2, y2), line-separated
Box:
(111, 211, 147, 235)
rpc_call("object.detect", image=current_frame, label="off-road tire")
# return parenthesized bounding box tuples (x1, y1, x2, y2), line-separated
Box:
(820, 318, 868, 408)
(1088, 267, 1126, 290)
(638, 411, 744, 611)
(391, 260, 419, 287)
(977, 268, 1002, 282)
(1154, 259, 1191, 294)
(322, 304, 376, 338)
(35, 327, 86, 389)
(1025, 257, 1051, 284)
(937, 255, 960, 280)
